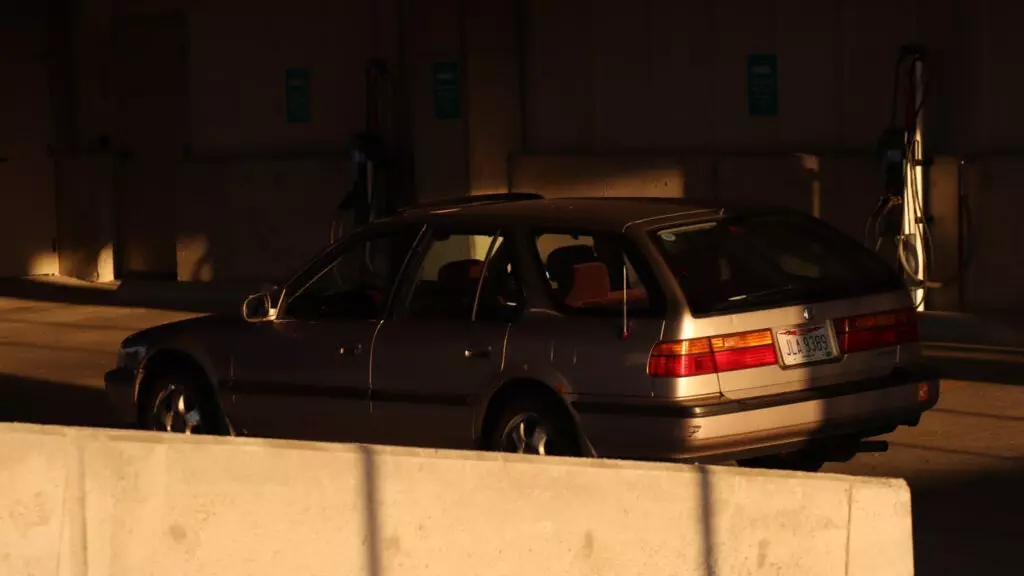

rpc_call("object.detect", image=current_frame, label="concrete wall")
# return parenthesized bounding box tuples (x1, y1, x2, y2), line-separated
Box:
(509, 0, 923, 240)
(508, 153, 882, 243)
(519, 0, 925, 153)
(175, 157, 346, 283)
(960, 159, 1024, 314)
(0, 5, 59, 277)
(0, 423, 914, 576)
(404, 0, 470, 202)
(465, 0, 522, 197)
(497, 0, 1024, 313)
(54, 0, 119, 282)
(187, 1, 371, 154)
(511, 155, 698, 200)
(27, 0, 465, 284)
(170, 0, 379, 281)
(2, 0, 1024, 309)
(53, 0, 391, 282)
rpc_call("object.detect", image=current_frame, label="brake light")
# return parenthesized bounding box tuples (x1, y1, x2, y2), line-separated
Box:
(648, 339, 716, 377)
(713, 344, 779, 372)
(648, 329, 777, 378)
(835, 308, 919, 353)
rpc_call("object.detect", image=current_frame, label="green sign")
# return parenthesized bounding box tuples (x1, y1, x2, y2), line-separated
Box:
(285, 67, 311, 123)
(747, 54, 778, 117)
(433, 61, 461, 120)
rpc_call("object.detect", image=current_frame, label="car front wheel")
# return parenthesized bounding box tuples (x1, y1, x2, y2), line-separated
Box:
(139, 373, 220, 435)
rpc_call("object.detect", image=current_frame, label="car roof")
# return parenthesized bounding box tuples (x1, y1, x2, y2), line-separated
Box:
(382, 195, 729, 232)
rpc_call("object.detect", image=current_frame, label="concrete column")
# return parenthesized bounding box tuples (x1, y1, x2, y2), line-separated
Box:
(0, 4, 59, 277)
(403, 0, 469, 202)
(54, 0, 116, 281)
(465, 0, 523, 195)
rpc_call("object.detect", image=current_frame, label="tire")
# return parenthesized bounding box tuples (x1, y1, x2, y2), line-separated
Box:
(485, 396, 581, 457)
(138, 372, 222, 435)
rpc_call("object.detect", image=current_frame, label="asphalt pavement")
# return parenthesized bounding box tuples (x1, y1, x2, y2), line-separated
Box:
(0, 279, 1021, 575)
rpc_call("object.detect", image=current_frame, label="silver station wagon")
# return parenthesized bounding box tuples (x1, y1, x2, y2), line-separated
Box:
(105, 193, 938, 470)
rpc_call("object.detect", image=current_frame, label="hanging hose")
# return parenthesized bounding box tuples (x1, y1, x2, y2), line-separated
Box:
(865, 49, 941, 309)
(867, 47, 977, 311)
(900, 57, 945, 310)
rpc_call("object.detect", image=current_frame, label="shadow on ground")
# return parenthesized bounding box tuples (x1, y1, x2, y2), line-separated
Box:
(0, 277, 262, 315)
(0, 373, 123, 429)
(911, 466, 1024, 576)
(920, 313, 1024, 350)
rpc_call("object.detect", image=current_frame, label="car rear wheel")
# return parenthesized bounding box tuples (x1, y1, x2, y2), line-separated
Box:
(487, 397, 580, 457)
(139, 373, 221, 435)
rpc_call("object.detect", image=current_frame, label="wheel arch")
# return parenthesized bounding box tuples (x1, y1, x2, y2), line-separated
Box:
(136, 348, 230, 432)
(475, 377, 593, 456)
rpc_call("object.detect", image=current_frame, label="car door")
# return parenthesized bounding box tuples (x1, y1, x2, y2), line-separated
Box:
(369, 227, 522, 450)
(226, 224, 422, 443)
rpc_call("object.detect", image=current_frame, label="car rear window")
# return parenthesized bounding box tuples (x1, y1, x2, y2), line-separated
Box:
(651, 212, 905, 316)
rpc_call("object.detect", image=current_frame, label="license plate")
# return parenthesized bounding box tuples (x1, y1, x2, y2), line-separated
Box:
(777, 325, 835, 366)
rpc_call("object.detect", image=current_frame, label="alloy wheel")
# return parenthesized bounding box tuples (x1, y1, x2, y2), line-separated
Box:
(500, 412, 553, 455)
(149, 383, 204, 435)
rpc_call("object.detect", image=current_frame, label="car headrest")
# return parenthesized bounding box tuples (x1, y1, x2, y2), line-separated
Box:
(565, 262, 612, 306)
(438, 259, 484, 287)
(546, 244, 598, 289)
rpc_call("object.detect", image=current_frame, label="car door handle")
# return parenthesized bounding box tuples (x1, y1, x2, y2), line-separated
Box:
(339, 343, 364, 356)
(464, 346, 491, 359)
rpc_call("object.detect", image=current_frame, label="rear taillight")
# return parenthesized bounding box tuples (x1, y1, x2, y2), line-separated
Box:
(648, 339, 716, 378)
(835, 308, 919, 353)
(648, 329, 777, 378)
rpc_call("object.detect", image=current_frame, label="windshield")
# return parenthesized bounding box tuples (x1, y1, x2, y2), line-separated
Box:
(279, 223, 424, 306)
(651, 212, 905, 316)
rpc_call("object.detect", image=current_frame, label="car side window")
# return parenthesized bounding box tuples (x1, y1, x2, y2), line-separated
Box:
(532, 231, 660, 316)
(283, 230, 419, 322)
(405, 231, 522, 322)
(476, 235, 524, 323)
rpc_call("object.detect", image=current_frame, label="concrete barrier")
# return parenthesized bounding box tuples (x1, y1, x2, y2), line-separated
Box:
(0, 423, 913, 575)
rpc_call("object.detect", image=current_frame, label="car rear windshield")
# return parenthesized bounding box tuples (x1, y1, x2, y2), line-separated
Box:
(651, 212, 905, 316)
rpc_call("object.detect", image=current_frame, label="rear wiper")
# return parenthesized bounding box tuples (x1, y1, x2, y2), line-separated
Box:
(713, 285, 795, 311)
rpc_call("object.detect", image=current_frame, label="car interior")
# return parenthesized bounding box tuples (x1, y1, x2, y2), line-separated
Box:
(541, 237, 650, 312)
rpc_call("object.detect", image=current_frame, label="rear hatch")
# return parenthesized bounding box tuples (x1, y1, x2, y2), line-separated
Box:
(649, 210, 918, 399)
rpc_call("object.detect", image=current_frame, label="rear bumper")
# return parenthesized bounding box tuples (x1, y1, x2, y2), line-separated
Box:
(104, 367, 140, 424)
(573, 366, 940, 461)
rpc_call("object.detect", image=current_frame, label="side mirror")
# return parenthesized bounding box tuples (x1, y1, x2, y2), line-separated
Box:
(242, 292, 275, 322)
